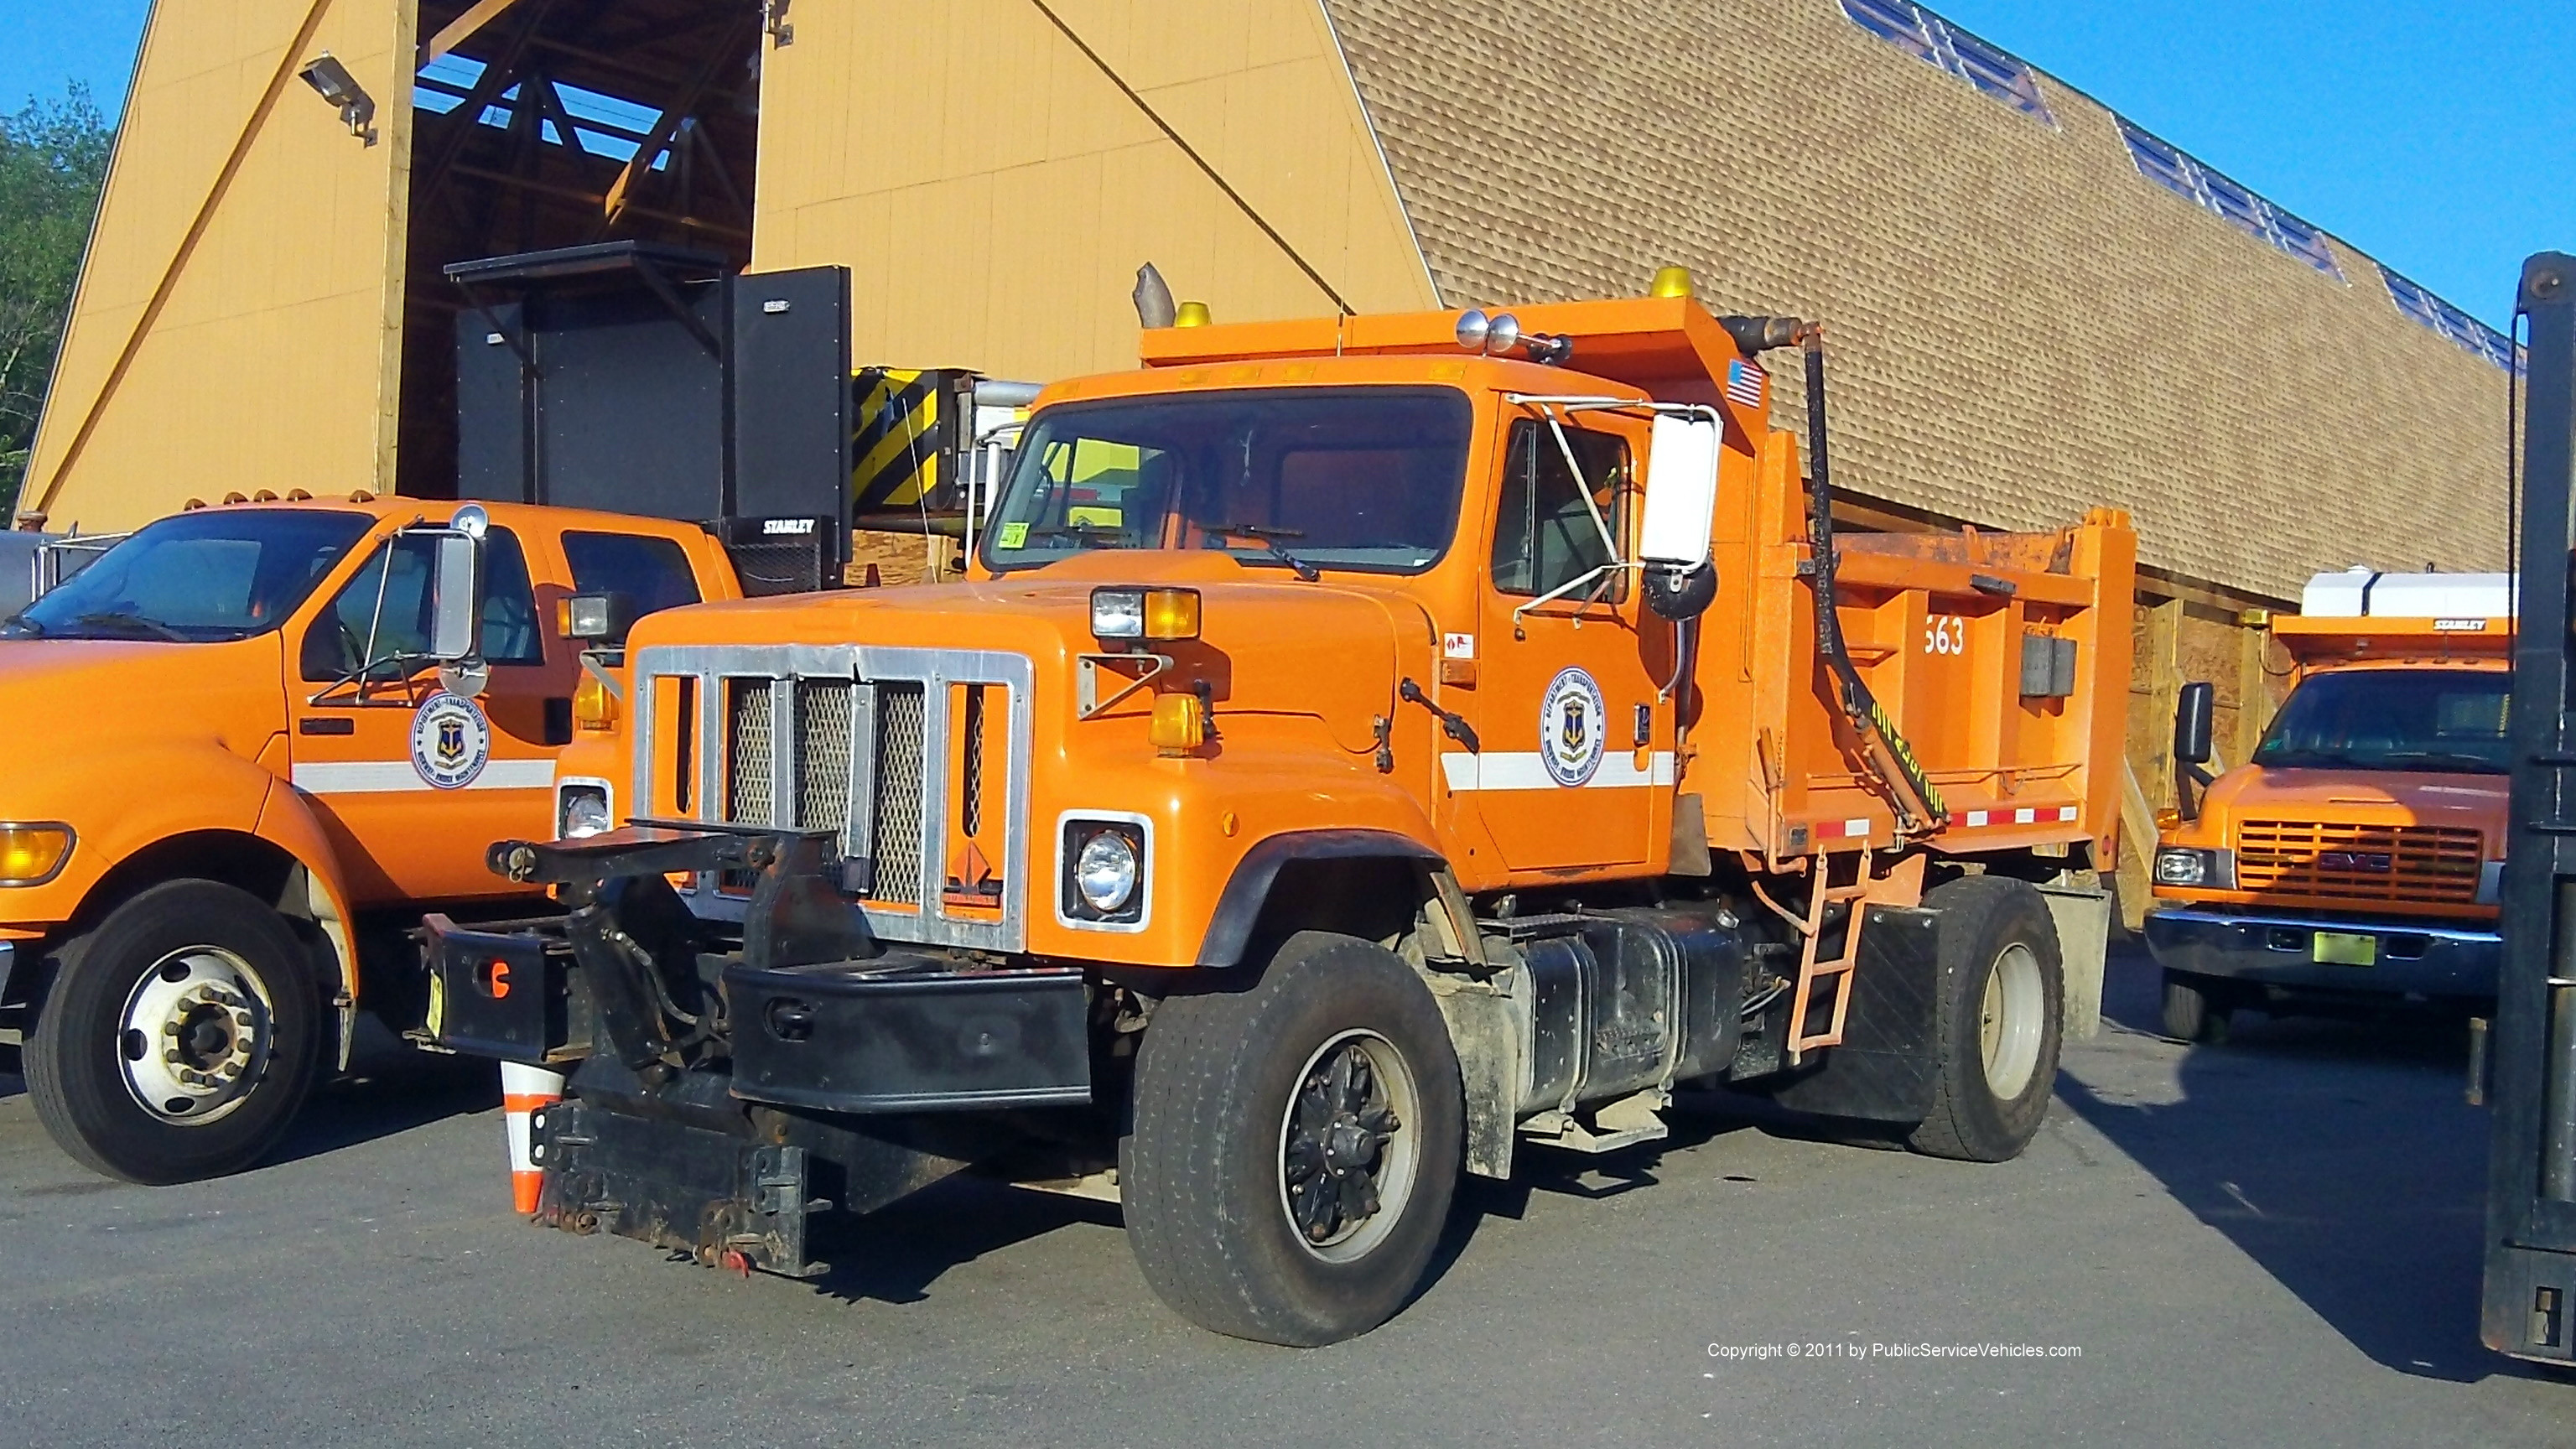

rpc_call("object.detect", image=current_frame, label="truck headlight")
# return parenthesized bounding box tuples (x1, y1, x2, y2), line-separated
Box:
(1061, 818, 1149, 927)
(558, 784, 613, 839)
(2154, 846, 2233, 890)
(1077, 831, 1138, 911)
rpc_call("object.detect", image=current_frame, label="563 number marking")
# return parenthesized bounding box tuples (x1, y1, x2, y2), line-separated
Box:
(1924, 615, 1966, 655)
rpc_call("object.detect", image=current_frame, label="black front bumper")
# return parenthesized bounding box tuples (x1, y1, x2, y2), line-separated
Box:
(2144, 906, 2500, 1000)
(422, 913, 1093, 1114)
(423, 823, 1099, 1274)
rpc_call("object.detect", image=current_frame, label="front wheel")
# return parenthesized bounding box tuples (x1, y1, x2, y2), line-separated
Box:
(1121, 932, 1463, 1346)
(1908, 875, 2064, 1163)
(2160, 969, 2231, 1044)
(23, 880, 323, 1183)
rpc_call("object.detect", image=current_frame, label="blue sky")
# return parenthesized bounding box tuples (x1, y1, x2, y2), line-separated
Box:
(0, 0, 2563, 328)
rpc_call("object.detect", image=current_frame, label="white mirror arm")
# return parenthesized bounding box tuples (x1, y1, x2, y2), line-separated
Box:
(1510, 560, 1639, 631)
(358, 538, 397, 704)
(1526, 403, 1621, 562)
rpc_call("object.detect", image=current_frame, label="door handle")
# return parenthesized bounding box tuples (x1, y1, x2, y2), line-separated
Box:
(297, 717, 356, 736)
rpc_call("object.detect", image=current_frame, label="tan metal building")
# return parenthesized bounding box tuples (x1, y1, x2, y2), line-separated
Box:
(23, 0, 2523, 904)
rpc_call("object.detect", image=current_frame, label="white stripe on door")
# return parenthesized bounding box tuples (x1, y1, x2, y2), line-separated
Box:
(1441, 751, 1675, 792)
(291, 759, 558, 794)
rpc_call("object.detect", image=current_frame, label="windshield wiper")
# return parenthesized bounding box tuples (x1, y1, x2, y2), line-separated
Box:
(73, 610, 190, 642)
(2378, 750, 2509, 773)
(1205, 522, 1320, 582)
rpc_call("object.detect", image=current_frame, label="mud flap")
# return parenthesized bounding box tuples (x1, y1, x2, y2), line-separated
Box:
(1753, 906, 1941, 1123)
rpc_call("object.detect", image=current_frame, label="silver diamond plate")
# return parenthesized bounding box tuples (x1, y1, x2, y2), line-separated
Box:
(726, 679, 775, 825)
(796, 679, 854, 837)
(869, 683, 927, 906)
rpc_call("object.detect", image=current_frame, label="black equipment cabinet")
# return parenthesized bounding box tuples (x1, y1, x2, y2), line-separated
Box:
(447, 242, 854, 590)
(2485, 251, 2576, 1362)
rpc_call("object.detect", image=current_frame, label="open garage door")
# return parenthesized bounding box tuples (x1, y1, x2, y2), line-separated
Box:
(399, 0, 764, 498)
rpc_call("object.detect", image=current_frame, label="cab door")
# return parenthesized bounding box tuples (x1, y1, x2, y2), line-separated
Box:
(1455, 414, 1668, 873)
(286, 523, 567, 904)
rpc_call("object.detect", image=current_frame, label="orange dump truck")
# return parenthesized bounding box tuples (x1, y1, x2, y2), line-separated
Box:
(2148, 569, 2512, 1040)
(420, 278, 2136, 1345)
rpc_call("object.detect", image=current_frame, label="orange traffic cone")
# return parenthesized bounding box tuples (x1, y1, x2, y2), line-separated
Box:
(500, 1060, 566, 1214)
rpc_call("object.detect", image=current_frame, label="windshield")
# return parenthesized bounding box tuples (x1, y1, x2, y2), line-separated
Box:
(978, 387, 1472, 575)
(2251, 668, 2510, 774)
(6, 510, 372, 644)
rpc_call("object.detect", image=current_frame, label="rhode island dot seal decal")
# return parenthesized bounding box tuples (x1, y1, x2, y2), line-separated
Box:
(410, 690, 492, 790)
(1538, 667, 1607, 787)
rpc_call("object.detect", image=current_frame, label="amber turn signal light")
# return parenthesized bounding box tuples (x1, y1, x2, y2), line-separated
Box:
(574, 673, 617, 731)
(1150, 693, 1208, 754)
(0, 823, 74, 886)
(1091, 586, 1202, 642)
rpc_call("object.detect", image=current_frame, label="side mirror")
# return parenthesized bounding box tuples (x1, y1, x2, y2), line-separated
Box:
(1638, 413, 1722, 621)
(426, 527, 486, 664)
(2174, 681, 2215, 767)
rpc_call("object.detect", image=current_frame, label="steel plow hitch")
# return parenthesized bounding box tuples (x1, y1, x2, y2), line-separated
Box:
(484, 821, 835, 886)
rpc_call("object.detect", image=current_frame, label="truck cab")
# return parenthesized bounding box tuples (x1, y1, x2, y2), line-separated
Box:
(2145, 569, 2512, 1040)
(0, 496, 742, 1182)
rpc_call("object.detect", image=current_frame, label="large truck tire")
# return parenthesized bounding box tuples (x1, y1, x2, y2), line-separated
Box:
(1121, 931, 1463, 1346)
(23, 880, 324, 1184)
(2159, 969, 2231, 1044)
(1907, 875, 2064, 1163)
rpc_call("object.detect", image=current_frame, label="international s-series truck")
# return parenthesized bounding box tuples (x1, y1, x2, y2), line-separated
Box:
(418, 275, 2136, 1345)
(2146, 570, 2511, 1041)
(0, 242, 1012, 1184)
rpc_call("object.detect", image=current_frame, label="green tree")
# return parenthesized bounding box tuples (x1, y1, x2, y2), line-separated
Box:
(0, 86, 112, 517)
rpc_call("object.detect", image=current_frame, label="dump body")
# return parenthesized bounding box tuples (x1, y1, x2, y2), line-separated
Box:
(2148, 590, 2511, 1009)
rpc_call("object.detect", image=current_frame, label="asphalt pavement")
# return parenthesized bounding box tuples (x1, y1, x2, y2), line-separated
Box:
(0, 946, 2568, 1446)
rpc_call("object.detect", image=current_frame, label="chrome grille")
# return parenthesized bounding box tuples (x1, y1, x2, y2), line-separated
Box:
(795, 680, 854, 835)
(2234, 819, 2483, 904)
(870, 683, 927, 906)
(634, 643, 1030, 952)
(725, 680, 774, 825)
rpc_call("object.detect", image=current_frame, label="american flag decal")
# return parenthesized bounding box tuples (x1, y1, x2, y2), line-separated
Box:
(1725, 358, 1765, 409)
